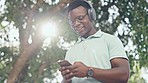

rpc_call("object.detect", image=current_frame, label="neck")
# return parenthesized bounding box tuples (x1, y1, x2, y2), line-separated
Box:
(82, 28, 97, 38)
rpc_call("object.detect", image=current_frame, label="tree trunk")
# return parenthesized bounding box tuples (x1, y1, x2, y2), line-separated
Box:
(7, 42, 43, 83)
(7, 0, 72, 83)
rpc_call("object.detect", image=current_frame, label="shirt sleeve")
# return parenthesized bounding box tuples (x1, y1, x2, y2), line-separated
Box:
(109, 36, 128, 60)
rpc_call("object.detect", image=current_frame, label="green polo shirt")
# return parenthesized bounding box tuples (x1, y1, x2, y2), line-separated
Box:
(65, 30, 128, 83)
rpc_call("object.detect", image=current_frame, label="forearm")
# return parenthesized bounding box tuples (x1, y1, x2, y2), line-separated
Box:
(92, 67, 130, 83)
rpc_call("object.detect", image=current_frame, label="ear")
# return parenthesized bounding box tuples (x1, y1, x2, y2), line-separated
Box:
(84, 0, 96, 21)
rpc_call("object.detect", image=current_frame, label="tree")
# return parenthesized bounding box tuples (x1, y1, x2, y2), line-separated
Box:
(1, 0, 75, 82)
(92, 0, 148, 82)
(0, 0, 147, 83)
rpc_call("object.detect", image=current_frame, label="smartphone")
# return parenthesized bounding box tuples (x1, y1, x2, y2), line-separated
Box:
(57, 60, 72, 67)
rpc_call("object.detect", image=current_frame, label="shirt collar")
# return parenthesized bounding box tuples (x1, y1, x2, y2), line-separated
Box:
(77, 30, 103, 43)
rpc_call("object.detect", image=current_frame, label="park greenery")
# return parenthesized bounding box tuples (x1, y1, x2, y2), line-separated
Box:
(0, 0, 147, 83)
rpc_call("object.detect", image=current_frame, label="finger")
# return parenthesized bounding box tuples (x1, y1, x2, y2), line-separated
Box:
(59, 67, 66, 71)
(73, 72, 79, 77)
(70, 68, 78, 73)
(62, 69, 71, 76)
(66, 65, 77, 70)
(64, 72, 75, 80)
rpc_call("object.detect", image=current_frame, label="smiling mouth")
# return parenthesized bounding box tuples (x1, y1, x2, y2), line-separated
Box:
(75, 27, 84, 33)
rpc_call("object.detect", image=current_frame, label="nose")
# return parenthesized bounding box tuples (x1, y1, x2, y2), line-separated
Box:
(73, 21, 82, 32)
(73, 20, 81, 27)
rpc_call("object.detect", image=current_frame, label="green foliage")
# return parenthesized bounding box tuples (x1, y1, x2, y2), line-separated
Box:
(0, 46, 18, 82)
(117, 0, 148, 68)
(128, 61, 146, 83)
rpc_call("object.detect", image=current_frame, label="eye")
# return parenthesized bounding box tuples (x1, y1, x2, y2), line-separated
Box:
(77, 15, 85, 20)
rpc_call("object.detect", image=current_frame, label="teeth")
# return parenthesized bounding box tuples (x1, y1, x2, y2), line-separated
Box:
(74, 26, 84, 33)
(76, 28, 83, 32)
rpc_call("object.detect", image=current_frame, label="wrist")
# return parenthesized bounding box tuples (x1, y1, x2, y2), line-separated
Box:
(62, 79, 72, 83)
(86, 67, 94, 78)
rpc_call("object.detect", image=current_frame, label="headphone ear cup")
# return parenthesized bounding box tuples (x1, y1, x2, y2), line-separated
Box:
(87, 5, 96, 21)
(91, 8, 96, 20)
(88, 9, 92, 20)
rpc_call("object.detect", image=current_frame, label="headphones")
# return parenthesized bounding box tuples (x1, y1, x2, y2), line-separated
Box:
(82, 0, 96, 21)
(85, 0, 96, 21)
(68, 0, 96, 21)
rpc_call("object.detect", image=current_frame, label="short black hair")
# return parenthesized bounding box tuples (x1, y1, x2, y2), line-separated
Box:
(68, 0, 91, 12)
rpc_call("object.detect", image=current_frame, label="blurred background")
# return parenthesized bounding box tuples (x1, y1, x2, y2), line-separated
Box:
(0, 0, 148, 83)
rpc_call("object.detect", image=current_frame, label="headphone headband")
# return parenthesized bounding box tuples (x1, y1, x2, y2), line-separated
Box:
(68, 0, 96, 21)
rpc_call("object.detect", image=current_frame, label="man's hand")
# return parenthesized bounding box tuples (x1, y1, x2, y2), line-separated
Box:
(59, 66, 74, 82)
(67, 62, 89, 78)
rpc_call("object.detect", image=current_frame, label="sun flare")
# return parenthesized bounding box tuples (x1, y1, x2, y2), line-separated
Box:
(40, 21, 57, 38)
